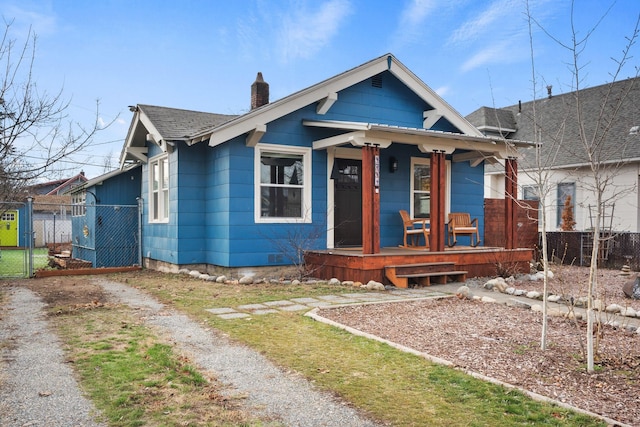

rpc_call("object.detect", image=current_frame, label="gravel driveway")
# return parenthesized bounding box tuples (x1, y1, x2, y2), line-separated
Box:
(0, 287, 105, 427)
(1, 279, 382, 427)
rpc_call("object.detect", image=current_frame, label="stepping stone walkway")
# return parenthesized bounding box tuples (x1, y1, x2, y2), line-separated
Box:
(206, 288, 448, 319)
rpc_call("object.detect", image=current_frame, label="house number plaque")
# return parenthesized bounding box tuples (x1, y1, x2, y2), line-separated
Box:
(374, 154, 380, 188)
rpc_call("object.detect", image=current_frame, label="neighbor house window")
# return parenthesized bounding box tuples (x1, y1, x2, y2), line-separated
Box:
(556, 182, 575, 227)
(255, 144, 311, 223)
(149, 155, 169, 222)
(72, 191, 86, 216)
(522, 184, 541, 224)
(522, 185, 539, 201)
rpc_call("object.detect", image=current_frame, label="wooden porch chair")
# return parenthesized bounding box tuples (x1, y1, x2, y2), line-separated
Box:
(399, 210, 430, 248)
(447, 212, 480, 247)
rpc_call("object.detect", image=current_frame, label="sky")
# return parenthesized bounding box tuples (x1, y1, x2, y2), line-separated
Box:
(1, 0, 639, 179)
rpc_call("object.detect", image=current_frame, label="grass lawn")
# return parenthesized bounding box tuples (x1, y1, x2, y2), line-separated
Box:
(0, 247, 48, 277)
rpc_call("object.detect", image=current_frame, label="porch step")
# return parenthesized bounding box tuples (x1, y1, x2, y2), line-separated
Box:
(385, 262, 467, 288)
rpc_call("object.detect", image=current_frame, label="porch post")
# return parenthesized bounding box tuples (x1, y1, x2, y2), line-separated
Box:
(429, 151, 446, 252)
(505, 157, 518, 249)
(362, 144, 380, 254)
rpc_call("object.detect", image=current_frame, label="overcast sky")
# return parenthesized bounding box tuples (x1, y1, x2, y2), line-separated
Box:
(2, 0, 638, 178)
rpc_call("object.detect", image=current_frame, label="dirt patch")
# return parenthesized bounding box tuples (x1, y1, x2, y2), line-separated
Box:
(23, 276, 110, 311)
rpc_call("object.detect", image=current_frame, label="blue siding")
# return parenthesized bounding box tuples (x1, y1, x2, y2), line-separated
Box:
(378, 145, 427, 247)
(141, 144, 179, 264)
(71, 166, 141, 267)
(449, 159, 485, 245)
(175, 142, 207, 265)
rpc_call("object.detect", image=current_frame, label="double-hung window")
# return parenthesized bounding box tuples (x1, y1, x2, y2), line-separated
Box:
(256, 144, 311, 223)
(410, 157, 450, 219)
(150, 155, 169, 222)
(411, 160, 431, 218)
(72, 191, 86, 216)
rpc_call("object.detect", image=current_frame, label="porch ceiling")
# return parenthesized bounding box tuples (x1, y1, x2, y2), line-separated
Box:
(304, 119, 534, 161)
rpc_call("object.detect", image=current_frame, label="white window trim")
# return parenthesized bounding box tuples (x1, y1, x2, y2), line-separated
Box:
(149, 154, 169, 223)
(410, 157, 450, 219)
(255, 143, 312, 223)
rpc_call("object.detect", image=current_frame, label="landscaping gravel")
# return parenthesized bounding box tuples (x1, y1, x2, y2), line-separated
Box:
(0, 287, 105, 427)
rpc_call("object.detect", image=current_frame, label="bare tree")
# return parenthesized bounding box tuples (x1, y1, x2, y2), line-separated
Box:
(521, 1, 640, 369)
(0, 20, 110, 201)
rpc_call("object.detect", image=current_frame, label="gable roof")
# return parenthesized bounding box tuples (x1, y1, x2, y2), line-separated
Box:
(121, 53, 502, 168)
(121, 105, 237, 166)
(465, 107, 517, 136)
(190, 53, 485, 148)
(469, 77, 640, 170)
(27, 172, 88, 196)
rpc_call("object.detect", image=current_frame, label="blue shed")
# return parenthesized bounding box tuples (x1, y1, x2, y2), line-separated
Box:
(70, 165, 141, 268)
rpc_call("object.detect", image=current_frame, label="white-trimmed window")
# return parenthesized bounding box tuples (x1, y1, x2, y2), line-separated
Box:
(72, 191, 86, 216)
(410, 157, 450, 218)
(556, 182, 575, 228)
(150, 155, 169, 222)
(255, 144, 311, 223)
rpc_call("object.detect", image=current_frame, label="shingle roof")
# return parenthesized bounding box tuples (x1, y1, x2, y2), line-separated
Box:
(468, 77, 640, 170)
(137, 104, 237, 140)
(465, 107, 517, 133)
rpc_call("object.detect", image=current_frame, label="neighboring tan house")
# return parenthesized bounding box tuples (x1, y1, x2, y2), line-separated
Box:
(27, 172, 88, 195)
(85, 53, 533, 278)
(469, 77, 640, 232)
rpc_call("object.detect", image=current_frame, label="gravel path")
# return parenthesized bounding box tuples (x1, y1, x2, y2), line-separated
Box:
(95, 278, 382, 427)
(0, 287, 105, 427)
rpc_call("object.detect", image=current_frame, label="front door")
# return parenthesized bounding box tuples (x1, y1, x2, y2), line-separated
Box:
(0, 210, 18, 246)
(334, 158, 362, 247)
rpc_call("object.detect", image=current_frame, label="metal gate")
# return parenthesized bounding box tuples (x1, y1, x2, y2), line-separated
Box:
(0, 198, 141, 278)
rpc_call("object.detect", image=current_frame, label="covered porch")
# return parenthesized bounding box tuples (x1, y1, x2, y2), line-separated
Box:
(305, 120, 535, 286)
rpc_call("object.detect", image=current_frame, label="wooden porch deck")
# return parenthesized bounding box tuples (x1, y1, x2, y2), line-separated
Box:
(304, 246, 533, 286)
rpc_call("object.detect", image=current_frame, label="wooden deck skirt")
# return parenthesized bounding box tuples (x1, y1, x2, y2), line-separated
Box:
(304, 246, 533, 285)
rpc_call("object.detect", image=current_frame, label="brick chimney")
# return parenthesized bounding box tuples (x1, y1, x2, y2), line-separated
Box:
(251, 72, 269, 110)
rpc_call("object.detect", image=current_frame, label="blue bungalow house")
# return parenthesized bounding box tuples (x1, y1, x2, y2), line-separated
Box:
(116, 54, 532, 283)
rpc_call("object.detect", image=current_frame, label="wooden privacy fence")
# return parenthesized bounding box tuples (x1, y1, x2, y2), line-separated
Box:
(483, 198, 539, 250)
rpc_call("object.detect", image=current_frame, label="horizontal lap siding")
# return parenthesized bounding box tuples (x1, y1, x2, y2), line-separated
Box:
(242, 108, 326, 267)
(176, 143, 208, 265)
(450, 160, 485, 245)
(142, 144, 178, 264)
(323, 72, 428, 128)
(379, 145, 428, 247)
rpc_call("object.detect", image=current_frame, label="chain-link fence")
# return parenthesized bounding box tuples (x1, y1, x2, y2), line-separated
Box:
(71, 203, 140, 268)
(544, 231, 640, 271)
(0, 199, 140, 278)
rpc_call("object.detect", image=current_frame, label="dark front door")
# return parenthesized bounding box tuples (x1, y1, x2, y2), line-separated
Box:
(334, 158, 362, 247)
